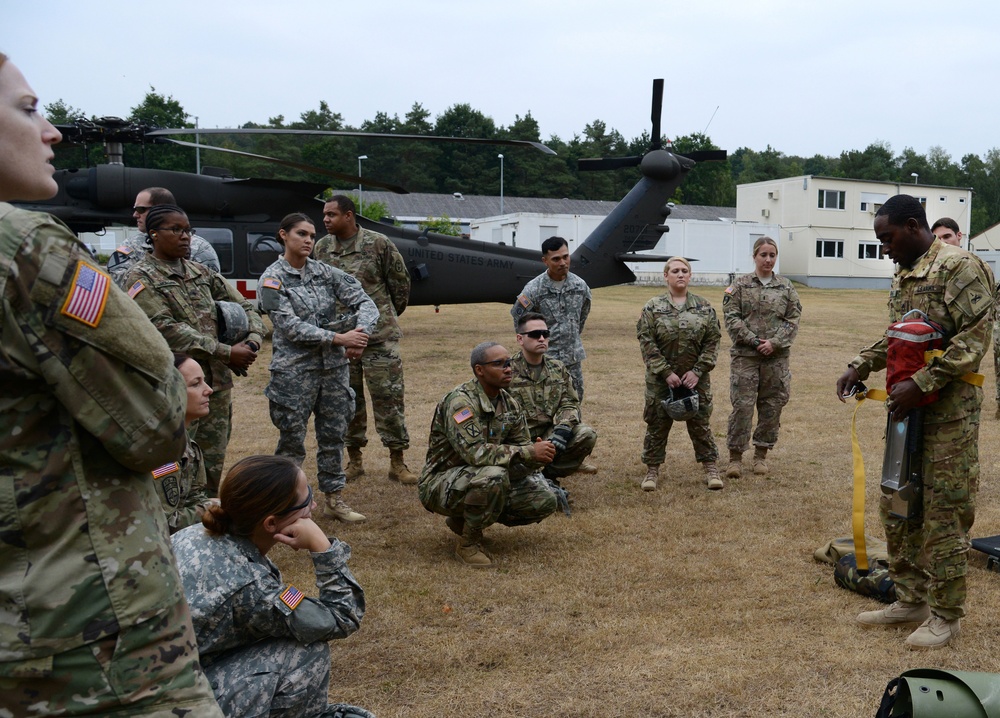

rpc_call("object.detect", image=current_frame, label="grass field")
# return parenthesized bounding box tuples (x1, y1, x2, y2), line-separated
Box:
(227, 284, 1000, 717)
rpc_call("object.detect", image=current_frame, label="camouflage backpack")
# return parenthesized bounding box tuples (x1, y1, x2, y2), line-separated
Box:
(834, 553, 896, 604)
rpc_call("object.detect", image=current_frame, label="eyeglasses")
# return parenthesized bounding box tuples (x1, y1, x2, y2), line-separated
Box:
(132, 205, 150, 214)
(158, 226, 195, 237)
(479, 358, 513, 369)
(278, 486, 313, 515)
(519, 329, 550, 339)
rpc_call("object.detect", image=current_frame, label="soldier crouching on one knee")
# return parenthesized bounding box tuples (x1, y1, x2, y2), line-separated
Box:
(418, 342, 562, 568)
(508, 312, 597, 488)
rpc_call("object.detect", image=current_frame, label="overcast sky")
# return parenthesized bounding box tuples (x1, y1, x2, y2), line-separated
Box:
(7, 0, 999, 164)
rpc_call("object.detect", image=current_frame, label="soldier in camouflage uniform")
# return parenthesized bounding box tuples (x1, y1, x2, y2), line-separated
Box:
(107, 187, 220, 289)
(636, 258, 723, 491)
(260, 213, 379, 524)
(723, 236, 801, 478)
(125, 205, 264, 494)
(153, 354, 217, 534)
(315, 195, 416, 484)
(837, 194, 993, 650)
(419, 342, 560, 568)
(172, 455, 371, 718)
(508, 312, 597, 480)
(511, 236, 592, 400)
(0, 54, 221, 715)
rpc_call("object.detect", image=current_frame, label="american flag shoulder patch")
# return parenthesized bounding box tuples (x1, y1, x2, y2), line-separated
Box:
(115, 245, 132, 255)
(279, 585, 305, 610)
(517, 293, 531, 308)
(724, 286, 735, 294)
(127, 280, 145, 298)
(151, 462, 180, 479)
(453, 407, 474, 424)
(61, 261, 111, 327)
(261, 277, 281, 290)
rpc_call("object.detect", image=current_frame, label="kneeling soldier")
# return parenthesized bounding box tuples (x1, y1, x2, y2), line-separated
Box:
(418, 342, 560, 568)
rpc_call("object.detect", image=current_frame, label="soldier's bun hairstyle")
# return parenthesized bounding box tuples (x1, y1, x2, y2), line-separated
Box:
(144, 204, 187, 235)
(203, 455, 303, 536)
(173, 352, 193, 368)
(276, 212, 314, 246)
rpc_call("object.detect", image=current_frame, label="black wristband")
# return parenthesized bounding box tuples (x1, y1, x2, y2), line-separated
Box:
(246, 340, 260, 353)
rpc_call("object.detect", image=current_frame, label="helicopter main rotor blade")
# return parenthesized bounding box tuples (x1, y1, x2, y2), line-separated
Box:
(150, 128, 557, 156)
(676, 149, 728, 163)
(578, 156, 642, 172)
(650, 79, 664, 151)
(162, 139, 409, 194)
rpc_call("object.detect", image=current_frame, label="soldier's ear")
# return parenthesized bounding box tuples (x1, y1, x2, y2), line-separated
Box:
(261, 514, 279, 533)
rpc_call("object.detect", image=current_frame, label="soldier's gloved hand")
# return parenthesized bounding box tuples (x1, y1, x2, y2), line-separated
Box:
(325, 703, 377, 718)
(550, 424, 573, 453)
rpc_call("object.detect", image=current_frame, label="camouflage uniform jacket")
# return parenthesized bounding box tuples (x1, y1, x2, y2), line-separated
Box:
(511, 271, 592, 365)
(421, 379, 538, 479)
(850, 239, 994, 423)
(258, 256, 379, 378)
(153, 434, 213, 535)
(314, 227, 409, 344)
(637, 292, 721, 380)
(171, 526, 365, 666)
(724, 273, 802, 358)
(508, 351, 582, 439)
(0, 204, 190, 662)
(108, 232, 220, 289)
(124, 254, 264, 391)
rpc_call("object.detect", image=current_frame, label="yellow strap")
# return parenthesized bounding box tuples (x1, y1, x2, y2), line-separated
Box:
(850, 387, 886, 573)
(923, 350, 986, 387)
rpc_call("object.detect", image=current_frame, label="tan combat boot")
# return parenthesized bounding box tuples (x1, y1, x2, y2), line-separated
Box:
(905, 615, 961, 650)
(344, 447, 364, 482)
(388, 449, 418, 485)
(753, 446, 769, 476)
(323, 491, 367, 523)
(857, 600, 930, 629)
(641, 465, 659, 492)
(703, 461, 724, 490)
(577, 460, 598, 474)
(726, 450, 743, 478)
(455, 524, 493, 568)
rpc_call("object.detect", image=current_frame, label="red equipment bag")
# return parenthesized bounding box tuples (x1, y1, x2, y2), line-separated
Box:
(885, 309, 945, 406)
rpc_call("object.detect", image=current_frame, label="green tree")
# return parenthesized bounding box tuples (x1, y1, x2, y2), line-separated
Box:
(670, 133, 734, 206)
(433, 104, 499, 195)
(837, 141, 895, 181)
(124, 87, 193, 172)
(45, 99, 94, 169)
(419, 215, 461, 236)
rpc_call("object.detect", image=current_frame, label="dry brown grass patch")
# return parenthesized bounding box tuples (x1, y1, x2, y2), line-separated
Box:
(228, 284, 1000, 717)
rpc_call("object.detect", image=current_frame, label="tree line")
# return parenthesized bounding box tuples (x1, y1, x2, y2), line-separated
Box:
(46, 90, 1000, 236)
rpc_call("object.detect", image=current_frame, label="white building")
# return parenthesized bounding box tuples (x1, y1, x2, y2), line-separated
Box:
(737, 176, 973, 288)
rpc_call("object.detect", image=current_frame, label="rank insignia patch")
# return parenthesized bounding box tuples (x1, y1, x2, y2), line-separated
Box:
(61, 262, 111, 327)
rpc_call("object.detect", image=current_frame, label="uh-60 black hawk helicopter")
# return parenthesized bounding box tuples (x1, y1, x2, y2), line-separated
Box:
(16, 79, 725, 305)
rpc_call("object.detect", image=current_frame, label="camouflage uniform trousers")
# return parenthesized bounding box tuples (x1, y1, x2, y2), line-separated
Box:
(0, 599, 223, 717)
(419, 464, 558, 531)
(881, 414, 979, 620)
(345, 340, 409, 450)
(269, 364, 354, 495)
(561, 361, 584, 400)
(189, 386, 232, 495)
(727, 354, 791, 451)
(994, 321, 1000, 405)
(544, 423, 598, 478)
(642, 376, 719, 466)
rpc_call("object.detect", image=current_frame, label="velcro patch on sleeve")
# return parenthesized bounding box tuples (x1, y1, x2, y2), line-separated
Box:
(453, 407, 474, 424)
(61, 261, 111, 328)
(724, 286, 734, 294)
(151, 461, 180, 479)
(115, 245, 133, 255)
(127, 280, 145, 298)
(517, 293, 531, 308)
(279, 585, 304, 610)
(262, 277, 281, 290)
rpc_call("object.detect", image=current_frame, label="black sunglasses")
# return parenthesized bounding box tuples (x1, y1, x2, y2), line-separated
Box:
(132, 205, 151, 214)
(479, 358, 513, 369)
(520, 329, 550, 339)
(278, 485, 313, 515)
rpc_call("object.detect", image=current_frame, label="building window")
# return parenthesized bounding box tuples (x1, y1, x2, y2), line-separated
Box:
(818, 189, 846, 210)
(816, 239, 844, 258)
(917, 197, 927, 208)
(939, 196, 947, 202)
(860, 202, 868, 211)
(959, 197, 967, 204)
(858, 241, 886, 260)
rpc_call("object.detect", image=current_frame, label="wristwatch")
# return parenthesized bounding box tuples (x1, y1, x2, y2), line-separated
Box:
(752, 338, 762, 348)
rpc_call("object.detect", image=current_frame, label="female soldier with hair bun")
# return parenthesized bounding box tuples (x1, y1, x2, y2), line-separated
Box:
(171, 455, 373, 718)
(258, 212, 379, 524)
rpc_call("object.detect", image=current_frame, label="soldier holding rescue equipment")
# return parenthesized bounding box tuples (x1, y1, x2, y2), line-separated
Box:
(837, 194, 993, 651)
(636, 257, 723, 491)
(124, 204, 265, 494)
(723, 236, 801, 479)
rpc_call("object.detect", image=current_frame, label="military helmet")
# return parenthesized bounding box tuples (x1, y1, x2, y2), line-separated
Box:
(216, 301, 249, 345)
(661, 386, 699, 421)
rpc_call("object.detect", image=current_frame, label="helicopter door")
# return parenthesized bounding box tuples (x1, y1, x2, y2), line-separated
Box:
(191, 226, 234, 274)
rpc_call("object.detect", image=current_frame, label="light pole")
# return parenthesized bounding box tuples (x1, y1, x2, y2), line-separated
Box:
(194, 116, 200, 175)
(498, 153, 504, 215)
(358, 155, 368, 215)
(911, 172, 919, 184)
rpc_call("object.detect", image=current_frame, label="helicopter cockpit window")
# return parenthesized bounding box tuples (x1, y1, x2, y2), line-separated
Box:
(248, 233, 283, 276)
(192, 227, 234, 274)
